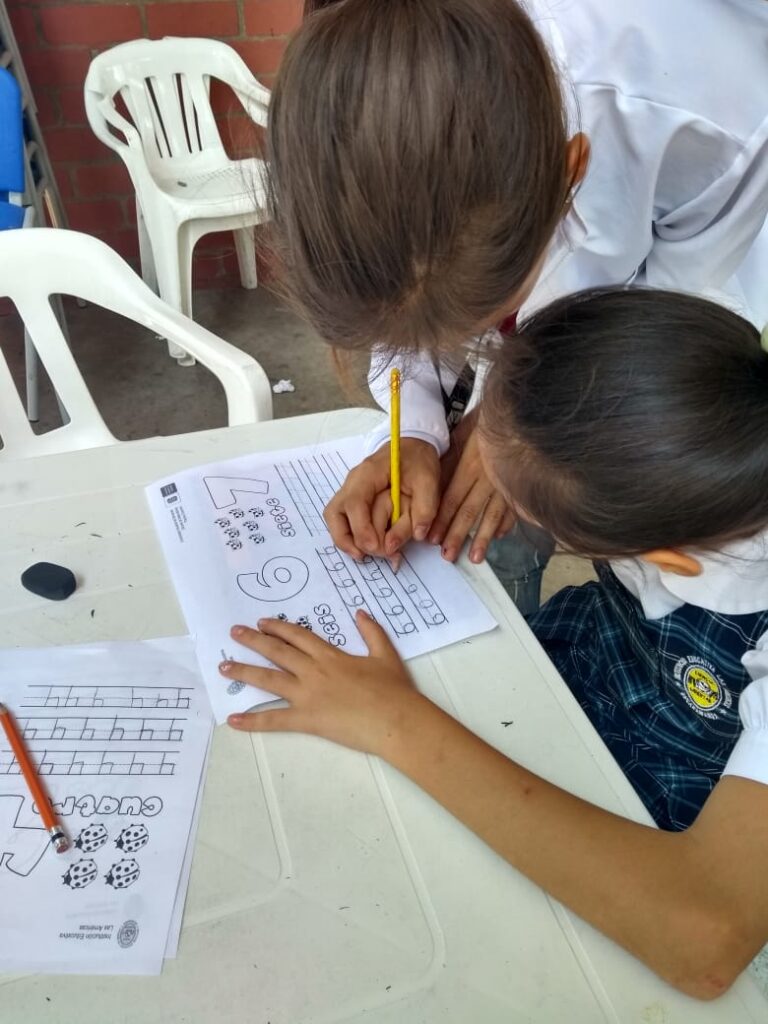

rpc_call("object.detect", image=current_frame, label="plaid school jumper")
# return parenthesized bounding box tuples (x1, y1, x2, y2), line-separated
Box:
(528, 562, 768, 831)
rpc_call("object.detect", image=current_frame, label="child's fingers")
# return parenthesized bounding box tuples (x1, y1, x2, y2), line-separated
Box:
(354, 609, 400, 661)
(227, 708, 304, 733)
(439, 479, 494, 561)
(229, 624, 309, 673)
(345, 496, 386, 555)
(219, 661, 297, 698)
(371, 491, 394, 546)
(256, 616, 336, 658)
(428, 472, 474, 547)
(323, 504, 364, 560)
(408, 471, 440, 543)
(469, 493, 509, 564)
(383, 513, 414, 556)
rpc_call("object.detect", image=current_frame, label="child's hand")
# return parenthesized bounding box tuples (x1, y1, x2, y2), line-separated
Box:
(220, 610, 422, 757)
(323, 438, 440, 560)
(430, 424, 515, 563)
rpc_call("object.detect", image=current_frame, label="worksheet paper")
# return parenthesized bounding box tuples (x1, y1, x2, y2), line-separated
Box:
(146, 435, 497, 723)
(0, 637, 212, 975)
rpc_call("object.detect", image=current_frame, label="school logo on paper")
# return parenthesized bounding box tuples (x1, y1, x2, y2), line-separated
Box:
(117, 919, 139, 948)
(672, 656, 732, 719)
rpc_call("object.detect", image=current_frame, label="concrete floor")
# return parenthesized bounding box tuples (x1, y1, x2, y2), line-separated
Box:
(0, 284, 592, 598)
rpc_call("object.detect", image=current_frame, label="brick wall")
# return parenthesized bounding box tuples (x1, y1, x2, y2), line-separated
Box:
(7, 0, 302, 286)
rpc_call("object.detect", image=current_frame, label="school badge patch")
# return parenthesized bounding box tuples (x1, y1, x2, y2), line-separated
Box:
(672, 656, 733, 719)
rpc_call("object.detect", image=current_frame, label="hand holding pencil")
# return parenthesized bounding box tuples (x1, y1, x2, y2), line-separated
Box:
(323, 370, 441, 561)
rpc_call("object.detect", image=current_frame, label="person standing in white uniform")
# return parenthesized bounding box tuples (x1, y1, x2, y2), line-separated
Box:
(265, 0, 768, 611)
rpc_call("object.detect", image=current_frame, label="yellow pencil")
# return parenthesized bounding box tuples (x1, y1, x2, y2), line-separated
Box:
(390, 368, 401, 524)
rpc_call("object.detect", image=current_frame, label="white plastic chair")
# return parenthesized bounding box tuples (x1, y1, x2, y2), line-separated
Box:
(84, 38, 271, 365)
(0, 229, 273, 461)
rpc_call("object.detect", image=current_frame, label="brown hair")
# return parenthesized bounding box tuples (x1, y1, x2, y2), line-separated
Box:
(480, 288, 768, 557)
(267, 0, 569, 352)
(303, 0, 342, 13)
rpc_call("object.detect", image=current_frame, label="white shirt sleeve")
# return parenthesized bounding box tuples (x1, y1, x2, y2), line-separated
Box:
(721, 634, 768, 787)
(364, 348, 452, 457)
(641, 114, 768, 326)
(530, 83, 768, 328)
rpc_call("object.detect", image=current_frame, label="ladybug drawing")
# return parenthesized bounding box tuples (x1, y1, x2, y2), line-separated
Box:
(244, 521, 259, 532)
(115, 823, 149, 853)
(74, 823, 108, 853)
(231, 508, 245, 519)
(63, 858, 98, 889)
(296, 616, 313, 631)
(248, 534, 265, 545)
(225, 528, 240, 539)
(214, 518, 231, 528)
(226, 539, 242, 550)
(248, 507, 264, 518)
(105, 859, 141, 889)
(276, 613, 288, 622)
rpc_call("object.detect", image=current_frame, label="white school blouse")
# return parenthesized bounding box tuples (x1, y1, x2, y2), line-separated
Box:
(612, 529, 768, 788)
(366, 0, 768, 456)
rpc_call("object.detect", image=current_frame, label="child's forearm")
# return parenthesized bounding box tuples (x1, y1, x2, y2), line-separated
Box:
(384, 696, 754, 998)
(225, 613, 767, 997)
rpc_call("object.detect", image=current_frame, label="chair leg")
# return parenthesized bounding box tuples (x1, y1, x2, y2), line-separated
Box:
(25, 298, 71, 425)
(147, 219, 195, 366)
(137, 200, 158, 294)
(170, 226, 196, 366)
(234, 227, 258, 290)
(24, 330, 39, 423)
(177, 224, 195, 322)
(51, 295, 71, 424)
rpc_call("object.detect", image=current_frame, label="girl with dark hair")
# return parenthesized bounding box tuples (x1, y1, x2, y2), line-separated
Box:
(220, 290, 768, 998)
(266, 0, 768, 612)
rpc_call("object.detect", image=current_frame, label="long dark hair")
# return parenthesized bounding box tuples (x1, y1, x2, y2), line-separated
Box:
(267, 0, 569, 352)
(480, 289, 768, 556)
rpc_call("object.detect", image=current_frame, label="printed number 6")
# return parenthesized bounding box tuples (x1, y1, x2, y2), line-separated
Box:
(237, 557, 310, 603)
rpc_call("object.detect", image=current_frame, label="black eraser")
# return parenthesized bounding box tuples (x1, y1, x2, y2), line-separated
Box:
(21, 562, 77, 601)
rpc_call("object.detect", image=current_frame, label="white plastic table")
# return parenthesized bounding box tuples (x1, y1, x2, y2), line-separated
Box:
(0, 409, 765, 1023)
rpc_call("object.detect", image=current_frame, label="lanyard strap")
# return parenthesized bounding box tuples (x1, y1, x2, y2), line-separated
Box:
(437, 357, 477, 431)
(433, 321, 514, 431)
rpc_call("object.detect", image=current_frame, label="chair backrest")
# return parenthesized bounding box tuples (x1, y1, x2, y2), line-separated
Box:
(0, 229, 272, 460)
(0, 68, 24, 199)
(84, 38, 270, 182)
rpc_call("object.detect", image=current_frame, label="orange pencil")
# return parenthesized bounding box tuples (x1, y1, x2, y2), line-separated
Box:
(0, 702, 70, 853)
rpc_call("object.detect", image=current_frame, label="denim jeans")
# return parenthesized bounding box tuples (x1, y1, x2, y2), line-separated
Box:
(486, 522, 556, 617)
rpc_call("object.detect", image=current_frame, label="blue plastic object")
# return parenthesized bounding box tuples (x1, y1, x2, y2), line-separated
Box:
(0, 199, 24, 229)
(0, 67, 24, 204)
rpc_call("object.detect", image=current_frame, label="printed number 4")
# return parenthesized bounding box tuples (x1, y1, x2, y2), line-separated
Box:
(237, 556, 310, 603)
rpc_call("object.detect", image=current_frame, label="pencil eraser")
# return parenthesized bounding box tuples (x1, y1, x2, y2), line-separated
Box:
(21, 562, 77, 601)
